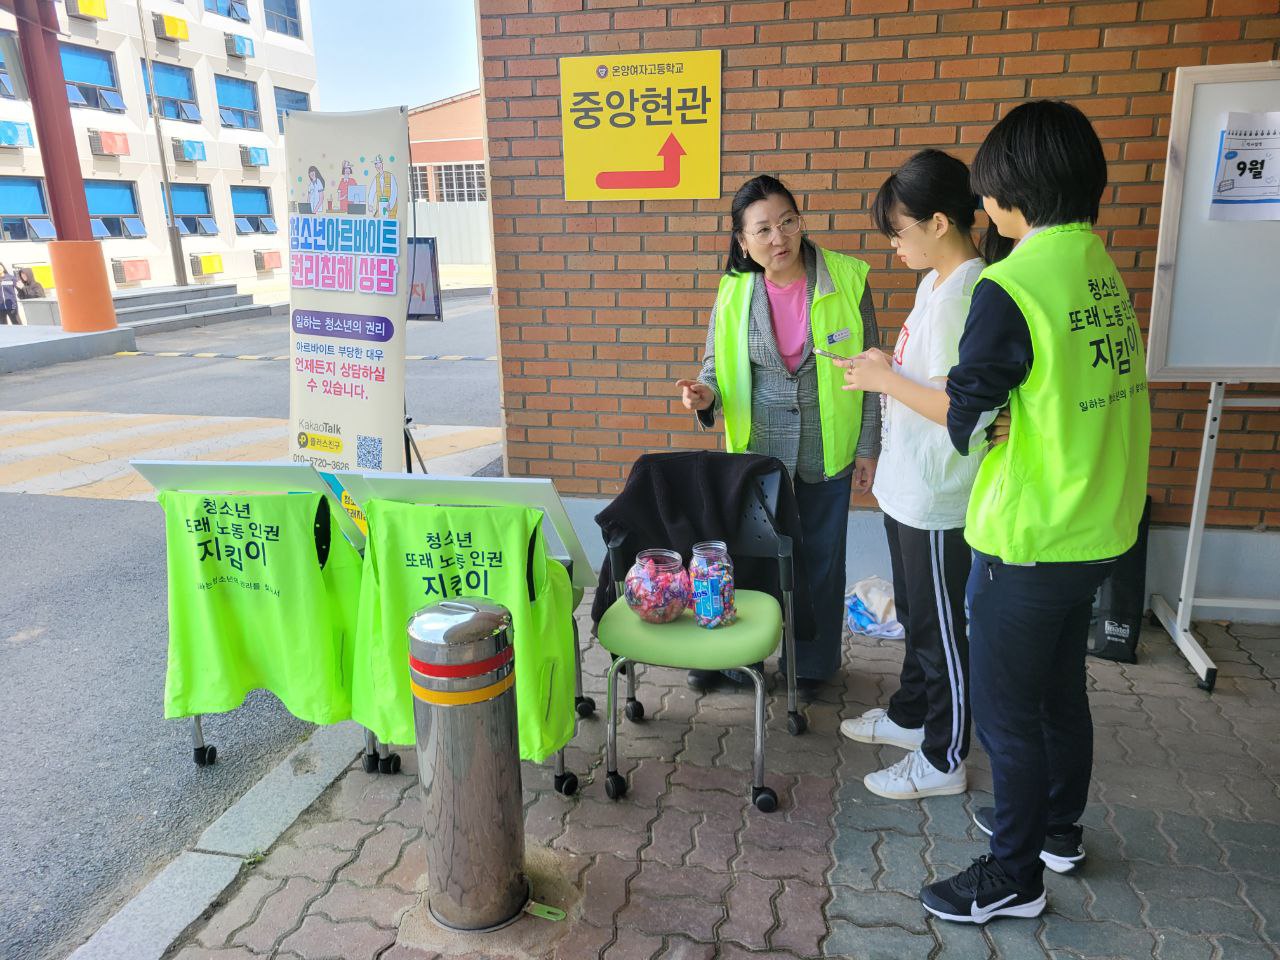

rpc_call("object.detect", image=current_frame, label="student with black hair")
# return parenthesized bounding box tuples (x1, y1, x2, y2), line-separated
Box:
(892, 101, 1151, 924)
(676, 174, 881, 698)
(837, 149, 989, 802)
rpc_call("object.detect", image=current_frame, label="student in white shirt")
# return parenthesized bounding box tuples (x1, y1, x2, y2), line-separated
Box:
(837, 149, 1003, 800)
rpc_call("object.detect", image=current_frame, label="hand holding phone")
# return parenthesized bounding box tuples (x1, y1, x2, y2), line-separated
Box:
(812, 346, 847, 363)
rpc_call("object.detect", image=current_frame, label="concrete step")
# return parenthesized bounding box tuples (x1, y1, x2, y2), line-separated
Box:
(127, 303, 277, 336)
(115, 293, 254, 324)
(111, 284, 240, 310)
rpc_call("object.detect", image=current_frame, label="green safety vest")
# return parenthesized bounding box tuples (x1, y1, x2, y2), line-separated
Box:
(965, 222, 1152, 563)
(714, 246, 870, 478)
(159, 491, 362, 724)
(353, 499, 575, 763)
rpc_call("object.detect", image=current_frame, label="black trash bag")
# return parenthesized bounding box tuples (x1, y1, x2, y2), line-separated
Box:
(1089, 495, 1152, 664)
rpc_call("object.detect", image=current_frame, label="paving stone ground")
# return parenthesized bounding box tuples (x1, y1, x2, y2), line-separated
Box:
(168, 607, 1280, 960)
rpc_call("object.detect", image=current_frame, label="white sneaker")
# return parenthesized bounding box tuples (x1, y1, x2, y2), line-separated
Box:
(839, 708, 926, 751)
(863, 749, 967, 800)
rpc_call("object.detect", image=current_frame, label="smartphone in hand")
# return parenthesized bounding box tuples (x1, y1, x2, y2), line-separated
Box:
(812, 347, 845, 362)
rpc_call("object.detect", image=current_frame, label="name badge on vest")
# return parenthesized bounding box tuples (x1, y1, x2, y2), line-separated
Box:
(826, 329, 852, 346)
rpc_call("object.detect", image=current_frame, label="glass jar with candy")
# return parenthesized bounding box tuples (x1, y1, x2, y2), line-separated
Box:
(623, 548, 691, 624)
(689, 540, 737, 629)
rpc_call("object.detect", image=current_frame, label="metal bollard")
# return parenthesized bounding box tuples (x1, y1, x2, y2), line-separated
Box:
(407, 600, 528, 932)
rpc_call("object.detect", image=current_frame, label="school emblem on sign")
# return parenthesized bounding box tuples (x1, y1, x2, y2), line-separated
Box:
(560, 50, 721, 201)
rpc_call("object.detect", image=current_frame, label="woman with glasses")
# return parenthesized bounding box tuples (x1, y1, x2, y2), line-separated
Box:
(676, 174, 881, 699)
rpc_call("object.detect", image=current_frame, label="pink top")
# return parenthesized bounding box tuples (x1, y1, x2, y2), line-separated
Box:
(764, 275, 809, 373)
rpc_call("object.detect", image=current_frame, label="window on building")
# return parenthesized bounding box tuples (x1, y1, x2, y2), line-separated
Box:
(215, 74, 261, 130)
(85, 181, 145, 239)
(141, 61, 201, 122)
(434, 162, 487, 202)
(230, 185, 276, 234)
(409, 165, 431, 202)
(264, 0, 301, 37)
(0, 177, 54, 241)
(61, 43, 126, 113)
(163, 183, 217, 236)
(204, 0, 251, 22)
(273, 86, 310, 134)
(0, 31, 20, 99)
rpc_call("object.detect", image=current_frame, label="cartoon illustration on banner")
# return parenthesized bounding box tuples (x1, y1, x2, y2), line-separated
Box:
(560, 50, 721, 202)
(286, 107, 410, 478)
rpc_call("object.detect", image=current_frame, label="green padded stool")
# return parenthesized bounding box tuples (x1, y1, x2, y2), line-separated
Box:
(598, 591, 791, 812)
(598, 590, 782, 671)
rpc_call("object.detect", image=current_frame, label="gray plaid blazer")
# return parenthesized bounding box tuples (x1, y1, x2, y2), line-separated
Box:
(695, 240, 882, 484)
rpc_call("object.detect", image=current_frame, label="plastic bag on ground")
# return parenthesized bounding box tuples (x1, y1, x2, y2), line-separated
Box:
(845, 576, 905, 640)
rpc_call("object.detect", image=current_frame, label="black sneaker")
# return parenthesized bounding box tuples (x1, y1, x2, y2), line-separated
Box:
(795, 677, 825, 703)
(686, 669, 721, 692)
(719, 661, 766, 688)
(973, 806, 1086, 875)
(920, 855, 1046, 924)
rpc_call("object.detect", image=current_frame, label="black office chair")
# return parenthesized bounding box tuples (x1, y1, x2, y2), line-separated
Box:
(596, 458, 806, 813)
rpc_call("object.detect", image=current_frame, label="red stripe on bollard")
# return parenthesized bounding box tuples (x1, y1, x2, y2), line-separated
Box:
(408, 645, 513, 679)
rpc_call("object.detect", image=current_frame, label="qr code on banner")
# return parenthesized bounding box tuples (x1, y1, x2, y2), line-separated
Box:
(356, 434, 383, 470)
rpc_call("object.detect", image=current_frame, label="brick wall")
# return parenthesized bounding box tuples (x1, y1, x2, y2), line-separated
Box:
(476, 0, 1280, 529)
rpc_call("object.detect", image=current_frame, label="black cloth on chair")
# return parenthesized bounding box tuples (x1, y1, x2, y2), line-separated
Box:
(590, 451, 804, 628)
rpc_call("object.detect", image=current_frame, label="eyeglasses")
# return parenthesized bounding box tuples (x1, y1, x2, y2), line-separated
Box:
(744, 214, 803, 243)
(888, 215, 930, 243)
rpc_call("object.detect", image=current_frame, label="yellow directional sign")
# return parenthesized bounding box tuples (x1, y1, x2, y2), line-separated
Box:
(560, 50, 721, 202)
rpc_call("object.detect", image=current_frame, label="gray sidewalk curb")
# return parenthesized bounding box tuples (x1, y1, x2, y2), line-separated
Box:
(65, 852, 242, 960)
(67, 722, 366, 960)
(196, 722, 366, 857)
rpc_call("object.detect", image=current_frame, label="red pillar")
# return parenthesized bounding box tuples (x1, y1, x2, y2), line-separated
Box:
(13, 0, 116, 331)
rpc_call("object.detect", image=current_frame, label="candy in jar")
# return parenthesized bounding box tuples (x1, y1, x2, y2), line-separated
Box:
(689, 540, 736, 629)
(623, 548, 690, 624)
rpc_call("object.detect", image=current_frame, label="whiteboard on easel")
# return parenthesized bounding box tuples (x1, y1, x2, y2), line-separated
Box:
(1147, 61, 1280, 383)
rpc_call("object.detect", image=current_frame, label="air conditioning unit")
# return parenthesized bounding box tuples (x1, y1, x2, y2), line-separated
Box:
(88, 130, 130, 157)
(254, 249, 282, 271)
(189, 253, 224, 278)
(153, 13, 189, 42)
(171, 138, 206, 163)
(240, 145, 268, 168)
(66, 0, 108, 21)
(224, 33, 255, 59)
(0, 121, 35, 149)
(111, 258, 151, 285)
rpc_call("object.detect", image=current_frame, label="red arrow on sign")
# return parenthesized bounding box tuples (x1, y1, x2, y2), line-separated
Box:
(595, 133, 686, 190)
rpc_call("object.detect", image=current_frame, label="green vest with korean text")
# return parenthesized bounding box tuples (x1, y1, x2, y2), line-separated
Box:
(713, 246, 869, 478)
(159, 491, 362, 724)
(352, 499, 575, 763)
(965, 222, 1152, 563)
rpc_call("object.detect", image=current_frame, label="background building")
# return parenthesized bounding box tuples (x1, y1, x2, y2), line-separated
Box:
(407, 88, 492, 268)
(409, 88, 484, 202)
(0, 0, 315, 301)
(476, 0, 1280, 531)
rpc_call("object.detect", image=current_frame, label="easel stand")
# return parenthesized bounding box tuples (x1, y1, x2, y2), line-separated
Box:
(1150, 382, 1280, 691)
